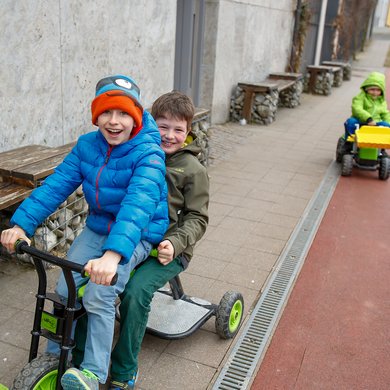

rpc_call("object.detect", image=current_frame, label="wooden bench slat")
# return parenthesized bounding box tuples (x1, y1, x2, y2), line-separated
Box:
(266, 78, 295, 92)
(0, 142, 75, 178)
(238, 82, 279, 92)
(269, 72, 303, 81)
(321, 61, 349, 67)
(0, 145, 50, 165)
(11, 152, 69, 181)
(0, 183, 32, 210)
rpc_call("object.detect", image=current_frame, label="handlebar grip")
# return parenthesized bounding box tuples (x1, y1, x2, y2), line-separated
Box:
(81, 269, 118, 286)
(15, 239, 29, 254)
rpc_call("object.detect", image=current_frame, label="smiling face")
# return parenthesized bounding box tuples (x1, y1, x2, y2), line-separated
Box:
(365, 86, 382, 99)
(97, 109, 135, 145)
(156, 114, 189, 155)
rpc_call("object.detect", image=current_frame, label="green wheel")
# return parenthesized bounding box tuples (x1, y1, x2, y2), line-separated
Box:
(12, 354, 61, 390)
(215, 291, 244, 339)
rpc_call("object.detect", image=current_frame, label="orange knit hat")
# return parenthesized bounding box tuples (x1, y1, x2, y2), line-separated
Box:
(91, 91, 143, 132)
(91, 75, 143, 133)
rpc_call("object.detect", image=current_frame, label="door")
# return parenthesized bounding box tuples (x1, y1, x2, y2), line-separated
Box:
(174, 0, 205, 106)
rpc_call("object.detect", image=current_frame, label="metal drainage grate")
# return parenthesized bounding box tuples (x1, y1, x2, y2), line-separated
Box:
(212, 161, 340, 390)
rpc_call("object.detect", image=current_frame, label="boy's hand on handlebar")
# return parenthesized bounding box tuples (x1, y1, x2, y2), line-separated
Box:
(367, 120, 377, 126)
(1, 226, 30, 253)
(84, 250, 121, 286)
(157, 240, 174, 265)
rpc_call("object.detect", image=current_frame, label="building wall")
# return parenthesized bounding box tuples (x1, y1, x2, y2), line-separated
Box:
(201, 0, 296, 123)
(0, 0, 296, 152)
(0, 0, 176, 152)
(374, 0, 390, 27)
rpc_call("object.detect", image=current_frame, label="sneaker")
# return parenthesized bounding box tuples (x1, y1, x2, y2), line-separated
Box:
(61, 367, 99, 390)
(109, 370, 138, 389)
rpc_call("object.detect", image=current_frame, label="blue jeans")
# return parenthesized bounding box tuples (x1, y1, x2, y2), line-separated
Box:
(46, 226, 152, 383)
(344, 117, 390, 138)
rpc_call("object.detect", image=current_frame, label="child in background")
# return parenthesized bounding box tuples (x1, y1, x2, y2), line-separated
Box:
(344, 71, 390, 138)
(0, 74, 169, 389)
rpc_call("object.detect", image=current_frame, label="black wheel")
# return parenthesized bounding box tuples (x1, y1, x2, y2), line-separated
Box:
(12, 354, 60, 390)
(341, 154, 353, 176)
(379, 157, 390, 180)
(215, 291, 244, 339)
(336, 137, 346, 163)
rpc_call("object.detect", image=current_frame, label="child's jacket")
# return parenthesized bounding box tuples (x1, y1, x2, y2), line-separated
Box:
(163, 134, 209, 266)
(11, 111, 169, 264)
(352, 72, 390, 123)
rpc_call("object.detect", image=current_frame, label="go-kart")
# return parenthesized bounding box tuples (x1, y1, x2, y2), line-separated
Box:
(7, 242, 244, 389)
(336, 125, 390, 180)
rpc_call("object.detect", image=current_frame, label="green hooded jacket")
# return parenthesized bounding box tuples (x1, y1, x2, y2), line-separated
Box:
(351, 71, 390, 123)
(164, 134, 209, 267)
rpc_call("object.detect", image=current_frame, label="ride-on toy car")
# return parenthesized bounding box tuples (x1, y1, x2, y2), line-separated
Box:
(9, 243, 244, 389)
(336, 125, 390, 180)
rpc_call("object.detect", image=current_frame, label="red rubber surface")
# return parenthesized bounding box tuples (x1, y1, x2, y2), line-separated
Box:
(251, 171, 390, 390)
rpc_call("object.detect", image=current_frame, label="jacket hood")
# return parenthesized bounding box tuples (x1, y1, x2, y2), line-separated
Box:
(360, 72, 386, 95)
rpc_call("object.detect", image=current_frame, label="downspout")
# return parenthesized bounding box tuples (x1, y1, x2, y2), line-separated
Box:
(314, 0, 328, 65)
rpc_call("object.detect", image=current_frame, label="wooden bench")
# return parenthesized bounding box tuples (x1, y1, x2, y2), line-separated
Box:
(0, 143, 75, 210)
(268, 72, 303, 108)
(304, 65, 340, 95)
(231, 72, 303, 124)
(321, 61, 346, 87)
(322, 61, 352, 81)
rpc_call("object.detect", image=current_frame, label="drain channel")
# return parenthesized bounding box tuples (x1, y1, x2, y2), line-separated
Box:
(212, 161, 340, 390)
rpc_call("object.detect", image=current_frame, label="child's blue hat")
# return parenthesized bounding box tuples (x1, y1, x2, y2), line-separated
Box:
(95, 74, 142, 106)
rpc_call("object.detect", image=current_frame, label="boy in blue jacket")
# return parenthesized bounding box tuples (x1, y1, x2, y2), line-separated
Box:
(0, 75, 169, 389)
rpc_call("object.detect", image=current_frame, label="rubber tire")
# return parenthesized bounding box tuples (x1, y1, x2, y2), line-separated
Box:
(215, 291, 244, 339)
(12, 354, 61, 390)
(336, 137, 346, 163)
(341, 154, 353, 176)
(379, 157, 390, 180)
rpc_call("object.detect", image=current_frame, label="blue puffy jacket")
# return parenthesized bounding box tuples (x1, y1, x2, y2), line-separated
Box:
(11, 111, 168, 263)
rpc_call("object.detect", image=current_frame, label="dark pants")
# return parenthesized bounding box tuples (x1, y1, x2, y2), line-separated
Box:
(73, 256, 183, 382)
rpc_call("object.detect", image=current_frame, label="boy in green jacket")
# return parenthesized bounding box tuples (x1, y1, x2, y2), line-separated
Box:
(344, 71, 390, 138)
(73, 91, 210, 389)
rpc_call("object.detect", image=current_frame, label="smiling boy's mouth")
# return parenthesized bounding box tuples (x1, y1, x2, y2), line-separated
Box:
(162, 140, 174, 146)
(107, 129, 123, 134)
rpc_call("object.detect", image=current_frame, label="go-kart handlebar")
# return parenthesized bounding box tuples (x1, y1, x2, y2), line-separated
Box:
(15, 240, 118, 286)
